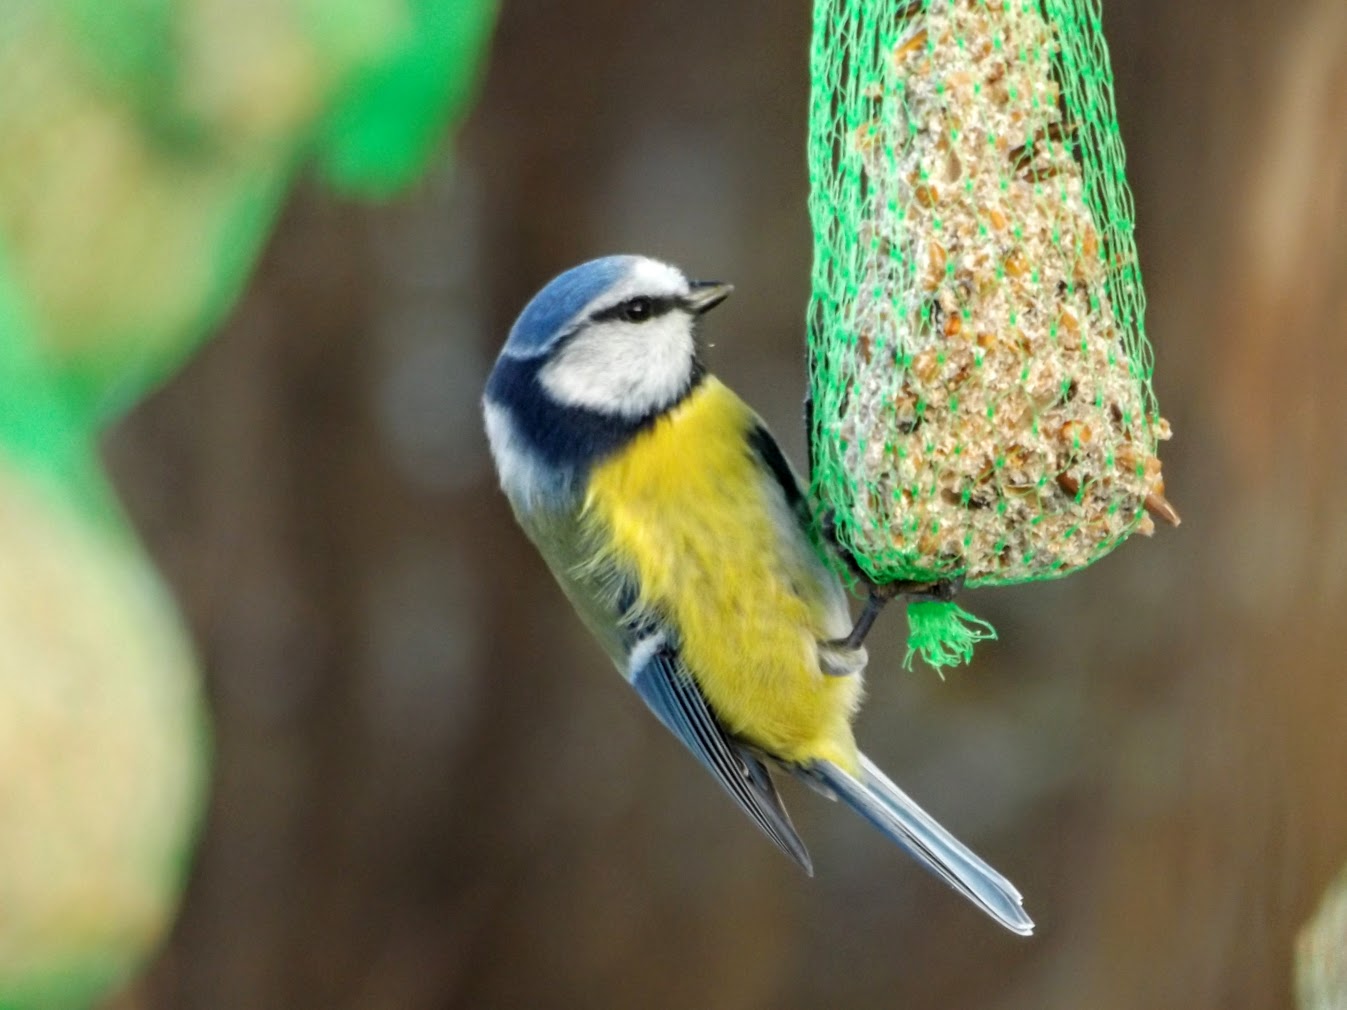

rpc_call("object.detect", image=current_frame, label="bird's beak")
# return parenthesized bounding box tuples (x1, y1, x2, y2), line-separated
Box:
(684, 281, 734, 315)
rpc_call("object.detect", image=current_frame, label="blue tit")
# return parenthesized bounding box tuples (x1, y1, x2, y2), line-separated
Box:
(482, 255, 1032, 935)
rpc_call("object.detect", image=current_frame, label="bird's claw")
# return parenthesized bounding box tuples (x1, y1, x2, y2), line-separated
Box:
(817, 509, 966, 650)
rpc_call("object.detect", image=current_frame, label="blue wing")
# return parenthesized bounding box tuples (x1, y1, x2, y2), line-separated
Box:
(627, 634, 813, 874)
(746, 421, 810, 522)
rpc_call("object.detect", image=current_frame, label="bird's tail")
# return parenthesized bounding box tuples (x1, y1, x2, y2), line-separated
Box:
(809, 755, 1034, 936)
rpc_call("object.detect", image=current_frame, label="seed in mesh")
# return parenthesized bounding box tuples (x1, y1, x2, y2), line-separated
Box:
(834, 0, 1173, 585)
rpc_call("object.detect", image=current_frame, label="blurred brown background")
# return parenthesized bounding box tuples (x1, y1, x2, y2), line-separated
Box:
(104, 0, 1347, 1007)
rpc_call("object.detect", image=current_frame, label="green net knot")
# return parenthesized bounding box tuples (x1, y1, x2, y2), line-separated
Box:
(903, 601, 997, 676)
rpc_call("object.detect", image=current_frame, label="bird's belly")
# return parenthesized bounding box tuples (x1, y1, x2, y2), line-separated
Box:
(582, 390, 862, 768)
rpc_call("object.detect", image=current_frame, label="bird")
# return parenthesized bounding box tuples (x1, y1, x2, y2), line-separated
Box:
(482, 254, 1033, 935)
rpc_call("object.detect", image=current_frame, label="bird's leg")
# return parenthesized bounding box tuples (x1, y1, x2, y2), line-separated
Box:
(833, 575, 967, 650)
(834, 575, 967, 650)
(836, 585, 898, 651)
(818, 509, 965, 650)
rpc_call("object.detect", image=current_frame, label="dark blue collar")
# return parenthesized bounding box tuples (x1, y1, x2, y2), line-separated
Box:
(484, 354, 705, 472)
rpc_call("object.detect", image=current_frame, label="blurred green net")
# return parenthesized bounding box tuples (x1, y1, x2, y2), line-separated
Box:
(0, 0, 497, 435)
(806, 0, 1175, 669)
(0, 2, 496, 1006)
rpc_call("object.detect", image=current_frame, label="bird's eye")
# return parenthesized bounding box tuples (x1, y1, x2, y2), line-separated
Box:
(622, 297, 653, 323)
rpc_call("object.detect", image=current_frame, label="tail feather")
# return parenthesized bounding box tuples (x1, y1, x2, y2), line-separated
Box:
(810, 756, 1034, 936)
(858, 755, 1024, 904)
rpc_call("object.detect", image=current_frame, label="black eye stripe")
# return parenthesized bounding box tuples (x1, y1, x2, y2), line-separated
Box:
(591, 296, 679, 323)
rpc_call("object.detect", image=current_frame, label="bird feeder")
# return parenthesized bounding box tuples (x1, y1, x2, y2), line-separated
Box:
(807, 0, 1177, 669)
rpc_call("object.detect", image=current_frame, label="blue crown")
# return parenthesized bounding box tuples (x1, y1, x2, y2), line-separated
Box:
(502, 255, 641, 358)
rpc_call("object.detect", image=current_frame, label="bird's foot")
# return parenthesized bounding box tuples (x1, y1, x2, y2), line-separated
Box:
(817, 509, 966, 651)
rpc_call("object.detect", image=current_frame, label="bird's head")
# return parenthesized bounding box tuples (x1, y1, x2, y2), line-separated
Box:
(483, 255, 732, 504)
(496, 255, 732, 421)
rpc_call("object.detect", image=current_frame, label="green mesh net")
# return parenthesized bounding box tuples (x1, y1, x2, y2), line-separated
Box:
(0, 3, 497, 1006)
(0, 0, 498, 434)
(807, 0, 1174, 669)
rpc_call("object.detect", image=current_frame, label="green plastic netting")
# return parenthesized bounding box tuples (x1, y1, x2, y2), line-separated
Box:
(0, 0, 498, 435)
(0, 3, 497, 1007)
(806, 0, 1174, 669)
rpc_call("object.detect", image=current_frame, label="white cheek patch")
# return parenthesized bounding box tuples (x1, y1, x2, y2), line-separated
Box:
(539, 314, 695, 418)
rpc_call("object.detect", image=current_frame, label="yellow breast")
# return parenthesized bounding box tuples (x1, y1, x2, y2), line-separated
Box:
(582, 378, 861, 770)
